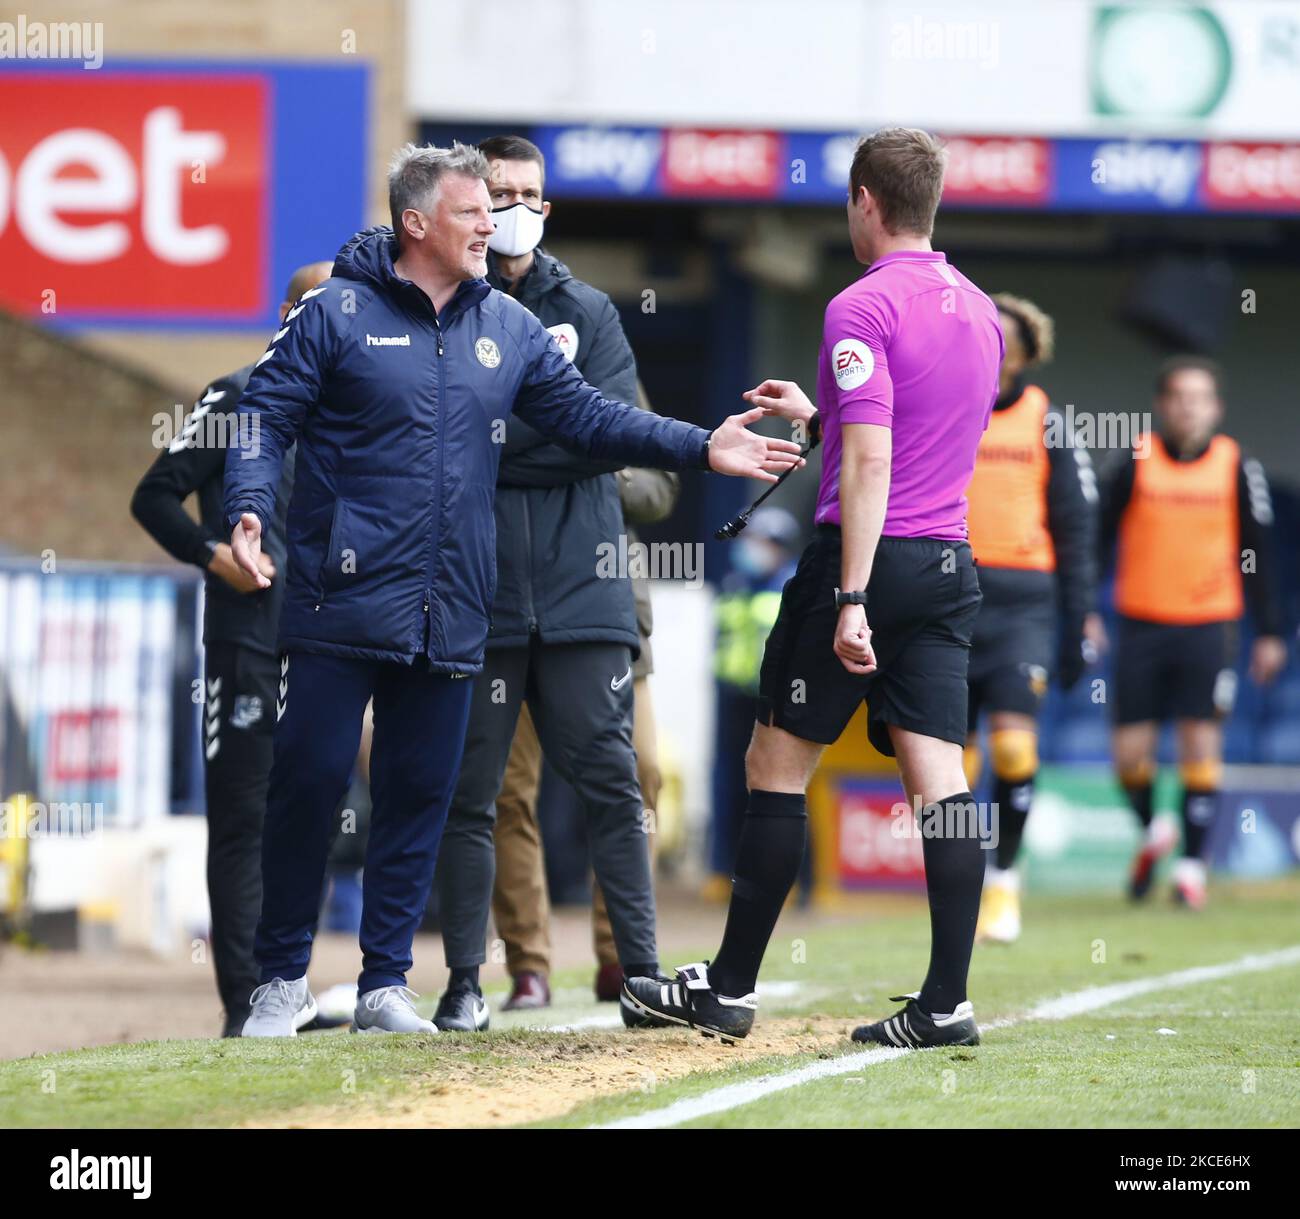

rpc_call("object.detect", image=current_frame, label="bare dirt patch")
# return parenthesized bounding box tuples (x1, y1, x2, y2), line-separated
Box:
(249, 1017, 854, 1129)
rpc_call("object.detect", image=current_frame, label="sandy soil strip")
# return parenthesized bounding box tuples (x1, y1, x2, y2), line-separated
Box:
(254, 947, 1300, 1130)
(245, 1017, 853, 1130)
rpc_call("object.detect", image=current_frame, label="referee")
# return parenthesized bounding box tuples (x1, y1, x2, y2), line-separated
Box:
(224, 143, 802, 1037)
(130, 261, 331, 1036)
(624, 128, 1004, 1050)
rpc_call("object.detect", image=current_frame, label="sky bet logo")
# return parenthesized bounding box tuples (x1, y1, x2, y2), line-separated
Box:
(1090, 140, 1201, 207)
(545, 126, 662, 194)
(0, 76, 266, 316)
(0, 62, 367, 328)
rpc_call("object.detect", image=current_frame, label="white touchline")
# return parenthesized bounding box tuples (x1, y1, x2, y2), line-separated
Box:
(1024, 946, 1300, 1020)
(595, 945, 1300, 1130)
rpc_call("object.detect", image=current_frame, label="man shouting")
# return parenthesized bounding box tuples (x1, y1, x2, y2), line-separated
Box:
(223, 142, 801, 1036)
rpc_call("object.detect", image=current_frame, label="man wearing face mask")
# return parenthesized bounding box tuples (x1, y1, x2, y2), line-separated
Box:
(431, 135, 669, 1031)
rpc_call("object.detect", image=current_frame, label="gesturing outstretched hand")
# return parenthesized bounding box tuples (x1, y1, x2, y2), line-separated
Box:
(708, 407, 806, 483)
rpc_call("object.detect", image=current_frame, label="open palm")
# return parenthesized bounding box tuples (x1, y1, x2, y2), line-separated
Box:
(708, 407, 805, 483)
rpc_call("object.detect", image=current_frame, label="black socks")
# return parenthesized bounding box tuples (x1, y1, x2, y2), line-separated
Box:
(993, 776, 1034, 871)
(449, 965, 480, 994)
(1181, 786, 1217, 859)
(917, 792, 984, 1017)
(1124, 780, 1155, 829)
(708, 788, 984, 1015)
(707, 790, 808, 998)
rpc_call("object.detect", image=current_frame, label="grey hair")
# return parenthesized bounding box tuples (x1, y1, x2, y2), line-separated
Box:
(388, 141, 490, 234)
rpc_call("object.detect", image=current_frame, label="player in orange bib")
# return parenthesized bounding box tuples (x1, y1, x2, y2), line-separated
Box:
(1097, 356, 1287, 909)
(964, 294, 1098, 943)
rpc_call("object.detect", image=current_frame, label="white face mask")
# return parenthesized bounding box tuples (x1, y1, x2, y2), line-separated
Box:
(488, 202, 545, 258)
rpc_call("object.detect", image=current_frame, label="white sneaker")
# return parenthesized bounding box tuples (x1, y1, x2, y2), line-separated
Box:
(351, 985, 438, 1034)
(1129, 817, 1180, 900)
(1172, 857, 1208, 910)
(242, 977, 318, 1038)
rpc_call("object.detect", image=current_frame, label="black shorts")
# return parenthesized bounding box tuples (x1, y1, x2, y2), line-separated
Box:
(967, 568, 1055, 725)
(1112, 616, 1238, 725)
(756, 528, 982, 756)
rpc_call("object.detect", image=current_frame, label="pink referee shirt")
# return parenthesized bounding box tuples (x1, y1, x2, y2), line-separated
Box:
(813, 250, 1003, 540)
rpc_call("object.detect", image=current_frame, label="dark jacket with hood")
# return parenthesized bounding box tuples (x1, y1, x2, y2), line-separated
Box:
(489, 247, 645, 652)
(222, 227, 709, 674)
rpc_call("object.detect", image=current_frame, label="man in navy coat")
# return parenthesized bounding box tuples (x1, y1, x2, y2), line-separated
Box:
(224, 142, 801, 1035)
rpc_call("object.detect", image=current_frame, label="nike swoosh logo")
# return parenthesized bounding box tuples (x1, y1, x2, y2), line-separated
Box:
(611, 667, 632, 691)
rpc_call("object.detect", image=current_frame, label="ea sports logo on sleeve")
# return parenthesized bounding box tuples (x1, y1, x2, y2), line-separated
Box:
(832, 338, 873, 390)
(474, 337, 501, 368)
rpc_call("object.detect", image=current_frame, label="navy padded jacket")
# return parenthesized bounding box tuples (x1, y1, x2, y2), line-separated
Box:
(223, 227, 710, 672)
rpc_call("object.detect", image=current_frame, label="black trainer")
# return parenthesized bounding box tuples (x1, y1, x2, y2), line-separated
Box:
(622, 962, 758, 1045)
(619, 985, 674, 1030)
(433, 985, 490, 1032)
(851, 993, 980, 1049)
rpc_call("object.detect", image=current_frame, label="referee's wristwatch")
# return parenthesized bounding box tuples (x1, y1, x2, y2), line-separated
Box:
(833, 588, 868, 609)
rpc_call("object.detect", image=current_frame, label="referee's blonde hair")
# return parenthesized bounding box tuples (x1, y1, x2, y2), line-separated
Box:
(992, 292, 1055, 367)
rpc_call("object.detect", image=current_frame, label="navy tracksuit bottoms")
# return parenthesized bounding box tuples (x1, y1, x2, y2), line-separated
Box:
(255, 651, 473, 994)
